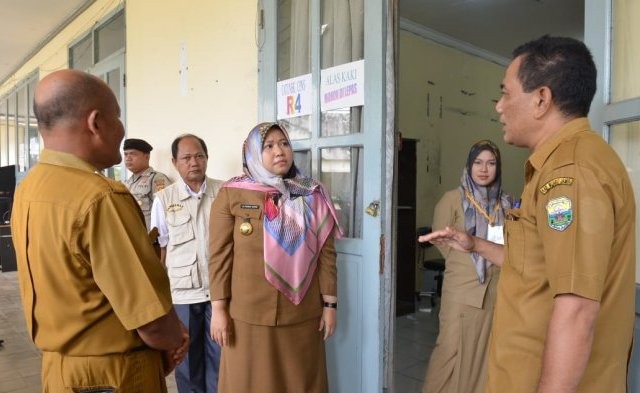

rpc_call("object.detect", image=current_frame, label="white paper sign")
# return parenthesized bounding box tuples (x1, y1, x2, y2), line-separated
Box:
(487, 225, 505, 245)
(276, 74, 312, 120)
(320, 60, 365, 112)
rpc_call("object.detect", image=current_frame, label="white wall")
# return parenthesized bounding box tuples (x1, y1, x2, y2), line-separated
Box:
(126, 0, 259, 182)
(398, 30, 530, 233)
(0, 0, 260, 183)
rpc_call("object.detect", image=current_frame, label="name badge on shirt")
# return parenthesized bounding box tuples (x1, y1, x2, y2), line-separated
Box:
(487, 225, 505, 245)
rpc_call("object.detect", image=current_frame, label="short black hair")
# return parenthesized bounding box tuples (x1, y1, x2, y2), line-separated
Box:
(171, 134, 208, 159)
(513, 35, 596, 117)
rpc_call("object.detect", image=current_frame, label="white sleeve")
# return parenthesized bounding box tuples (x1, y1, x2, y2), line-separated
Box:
(150, 197, 169, 247)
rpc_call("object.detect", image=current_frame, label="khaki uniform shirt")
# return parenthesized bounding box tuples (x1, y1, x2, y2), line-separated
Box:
(152, 177, 223, 304)
(125, 166, 171, 229)
(11, 149, 173, 356)
(208, 187, 337, 326)
(433, 189, 500, 309)
(487, 118, 635, 393)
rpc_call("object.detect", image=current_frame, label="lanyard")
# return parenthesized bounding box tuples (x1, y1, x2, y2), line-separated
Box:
(464, 190, 501, 226)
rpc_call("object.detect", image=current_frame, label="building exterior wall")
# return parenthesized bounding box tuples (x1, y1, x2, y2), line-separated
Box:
(0, 0, 259, 182)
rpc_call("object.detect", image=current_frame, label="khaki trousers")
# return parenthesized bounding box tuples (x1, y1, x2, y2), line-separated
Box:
(41, 349, 167, 393)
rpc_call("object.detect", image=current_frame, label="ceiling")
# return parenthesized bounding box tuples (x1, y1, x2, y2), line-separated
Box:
(399, 0, 584, 60)
(1, 0, 584, 85)
(0, 0, 93, 85)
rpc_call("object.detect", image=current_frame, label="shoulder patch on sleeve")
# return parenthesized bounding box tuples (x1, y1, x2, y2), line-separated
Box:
(539, 177, 574, 195)
(546, 196, 573, 231)
(153, 174, 171, 193)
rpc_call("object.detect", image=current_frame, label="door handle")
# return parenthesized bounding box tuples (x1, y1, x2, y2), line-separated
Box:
(365, 200, 380, 217)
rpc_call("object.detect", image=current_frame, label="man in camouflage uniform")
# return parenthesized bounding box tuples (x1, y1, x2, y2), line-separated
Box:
(124, 138, 171, 230)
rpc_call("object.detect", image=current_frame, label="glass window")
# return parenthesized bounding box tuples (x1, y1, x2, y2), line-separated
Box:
(95, 11, 125, 62)
(609, 119, 640, 282)
(28, 78, 39, 167)
(277, 0, 312, 140)
(106, 69, 121, 101)
(69, 34, 92, 71)
(0, 99, 7, 166)
(611, 0, 640, 102)
(320, 146, 363, 238)
(17, 87, 27, 173)
(7, 96, 16, 166)
(293, 150, 311, 177)
(320, 0, 363, 137)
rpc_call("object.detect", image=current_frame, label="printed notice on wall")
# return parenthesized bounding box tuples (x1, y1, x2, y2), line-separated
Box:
(276, 74, 312, 120)
(320, 59, 364, 112)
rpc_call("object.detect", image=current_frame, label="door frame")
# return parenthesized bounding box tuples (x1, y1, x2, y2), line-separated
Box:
(257, 1, 394, 392)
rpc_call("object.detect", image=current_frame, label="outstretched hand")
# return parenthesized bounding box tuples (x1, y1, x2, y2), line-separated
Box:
(418, 226, 475, 253)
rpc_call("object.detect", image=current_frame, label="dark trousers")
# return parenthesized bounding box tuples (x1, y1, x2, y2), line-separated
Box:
(174, 302, 220, 393)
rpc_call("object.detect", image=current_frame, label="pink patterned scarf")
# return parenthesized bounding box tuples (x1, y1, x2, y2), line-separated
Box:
(225, 122, 341, 304)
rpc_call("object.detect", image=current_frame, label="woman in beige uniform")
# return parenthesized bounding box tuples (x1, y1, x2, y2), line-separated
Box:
(209, 122, 341, 393)
(422, 140, 511, 393)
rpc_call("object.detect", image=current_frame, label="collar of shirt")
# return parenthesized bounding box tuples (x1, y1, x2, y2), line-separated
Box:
(525, 117, 590, 182)
(38, 149, 100, 174)
(129, 166, 154, 182)
(177, 176, 210, 200)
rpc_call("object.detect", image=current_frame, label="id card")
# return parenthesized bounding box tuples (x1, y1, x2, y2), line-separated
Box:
(487, 225, 504, 245)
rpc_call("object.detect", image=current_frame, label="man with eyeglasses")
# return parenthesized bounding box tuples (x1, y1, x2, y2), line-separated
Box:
(151, 134, 223, 393)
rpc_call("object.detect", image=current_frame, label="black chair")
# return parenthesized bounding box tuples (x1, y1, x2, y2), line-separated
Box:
(416, 227, 445, 308)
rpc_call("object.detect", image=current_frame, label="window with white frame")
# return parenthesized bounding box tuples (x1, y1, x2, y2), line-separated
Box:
(0, 73, 39, 174)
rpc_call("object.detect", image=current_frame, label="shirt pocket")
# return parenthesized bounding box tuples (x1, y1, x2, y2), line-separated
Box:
(168, 262, 201, 290)
(504, 208, 525, 275)
(166, 212, 194, 246)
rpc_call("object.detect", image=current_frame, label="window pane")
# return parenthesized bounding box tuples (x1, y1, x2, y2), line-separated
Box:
(277, 0, 311, 140)
(17, 87, 27, 172)
(610, 120, 640, 283)
(0, 99, 7, 166)
(611, 0, 640, 101)
(70, 34, 92, 70)
(97, 69, 123, 181)
(7, 95, 16, 165)
(320, 0, 364, 137)
(28, 78, 39, 167)
(293, 150, 311, 177)
(320, 146, 363, 238)
(95, 11, 125, 62)
(106, 69, 121, 101)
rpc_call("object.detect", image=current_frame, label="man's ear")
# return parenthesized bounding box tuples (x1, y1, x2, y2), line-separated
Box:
(86, 109, 100, 136)
(533, 86, 553, 118)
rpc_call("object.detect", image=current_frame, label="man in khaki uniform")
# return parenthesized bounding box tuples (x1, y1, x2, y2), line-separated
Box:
(420, 36, 635, 393)
(11, 69, 189, 392)
(124, 138, 171, 229)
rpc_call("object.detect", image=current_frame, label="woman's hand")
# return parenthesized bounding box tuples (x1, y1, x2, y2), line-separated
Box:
(319, 308, 337, 340)
(319, 295, 338, 340)
(210, 300, 233, 347)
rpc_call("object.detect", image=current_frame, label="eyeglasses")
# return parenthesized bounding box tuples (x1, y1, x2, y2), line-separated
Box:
(178, 153, 207, 163)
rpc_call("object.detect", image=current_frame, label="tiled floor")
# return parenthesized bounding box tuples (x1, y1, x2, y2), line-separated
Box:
(2, 270, 437, 393)
(393, 300, 439, 393)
